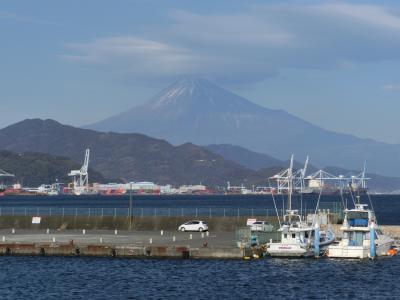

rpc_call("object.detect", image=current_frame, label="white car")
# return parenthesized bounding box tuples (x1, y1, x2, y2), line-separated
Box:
(178, 220, 208, 232)
(249, 221, 273, 232)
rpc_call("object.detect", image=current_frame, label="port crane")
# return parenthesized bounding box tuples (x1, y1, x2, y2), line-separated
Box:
(270, 155, 309, 193)
(270, 157, 370, 194)
(0, 168, 15, 178)
(0, 168, 14, 190)
(68, 149, 90, 195)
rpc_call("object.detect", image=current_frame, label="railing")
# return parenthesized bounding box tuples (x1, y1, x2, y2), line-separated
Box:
(0, 203, 343, 218)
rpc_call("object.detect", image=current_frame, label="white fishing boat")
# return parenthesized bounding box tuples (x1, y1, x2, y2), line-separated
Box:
(327, 198, 395, 259)
(266, 155, 335, 258)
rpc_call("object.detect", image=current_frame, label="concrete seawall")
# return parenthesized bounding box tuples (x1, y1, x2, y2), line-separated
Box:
(0, 216, 398, 260)
(0, 215, 280, 231)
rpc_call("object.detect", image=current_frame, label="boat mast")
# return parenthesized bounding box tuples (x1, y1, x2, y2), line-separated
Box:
(288, 154, 294, 211)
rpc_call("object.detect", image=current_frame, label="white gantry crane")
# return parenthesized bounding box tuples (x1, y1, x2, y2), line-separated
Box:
(270, 154, 295, 194)
(0, 168, 15, 178)
(0, 168, 15, 189)
(68, 149, 90, 195)
(270, 155, 309, 194)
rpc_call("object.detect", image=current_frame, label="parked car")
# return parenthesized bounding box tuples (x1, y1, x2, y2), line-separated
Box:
(178, 220, 208, 232)
(249, 221, 273, 232)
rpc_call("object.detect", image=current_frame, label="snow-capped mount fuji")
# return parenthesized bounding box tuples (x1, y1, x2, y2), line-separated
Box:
(87, 77, 400, 176)
(88, 76, 313, 147)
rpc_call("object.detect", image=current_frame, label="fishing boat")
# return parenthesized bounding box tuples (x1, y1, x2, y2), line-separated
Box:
(266, 155, 335, 257)
(326, 197, 395, 259)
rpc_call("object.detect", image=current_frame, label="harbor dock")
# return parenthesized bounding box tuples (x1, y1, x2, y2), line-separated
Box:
(0, 229, 243, 259)
(0, 224, 398, 259)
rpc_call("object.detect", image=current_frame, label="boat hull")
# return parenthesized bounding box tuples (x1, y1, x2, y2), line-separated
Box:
(327, 240, 394, 259)
(267, 243, 314, 258)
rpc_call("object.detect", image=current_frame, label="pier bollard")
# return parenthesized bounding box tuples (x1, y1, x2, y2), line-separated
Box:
(189, 234, 192, 240)
(100, 237, 103, 244)
(82, 229, 86, 235)
(173, 236, 176, 242)
(46, 228, 50, 234)
(52, 237, 56, 243)
(206, 231, 209, 237)
(114, 229, 118, 235)
(201, 233, 204, 239)
(149, 238, 153, 244)
(11, 228, 15, 234)
(2, 236, 5, 242)
(160, 230, 164, 236)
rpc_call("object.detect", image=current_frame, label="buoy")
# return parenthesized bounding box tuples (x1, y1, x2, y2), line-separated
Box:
(387, 248, 397, 256)
(253, 254, 260, 259)
(243, 256, 251, 260)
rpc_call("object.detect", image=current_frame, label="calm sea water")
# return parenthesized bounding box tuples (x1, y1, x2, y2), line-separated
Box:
(0, 256, 398, 299)
(0, 194, 399, 224)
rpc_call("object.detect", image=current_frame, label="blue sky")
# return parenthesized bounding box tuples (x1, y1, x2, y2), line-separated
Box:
(1, 0, 400, 143)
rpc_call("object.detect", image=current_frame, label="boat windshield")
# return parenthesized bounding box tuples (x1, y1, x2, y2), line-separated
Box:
(284, 214, 301, 224)
(347, 211, 369, 227)
(347, 211, 368, 219)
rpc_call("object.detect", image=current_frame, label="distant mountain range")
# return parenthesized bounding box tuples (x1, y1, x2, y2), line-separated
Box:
(0, 119, 399, 191)
(0, 150, 105, 187)
(0, 119, 268, 187)
(87, 77, 400, 177)
(205, 144, 285, 170)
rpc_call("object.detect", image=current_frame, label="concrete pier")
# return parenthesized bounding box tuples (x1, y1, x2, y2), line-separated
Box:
(0, 229, 244, 259)
(0, 216, 398, 259)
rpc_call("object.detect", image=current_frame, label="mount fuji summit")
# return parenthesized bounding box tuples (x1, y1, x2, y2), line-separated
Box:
(87, 77, 400, 176)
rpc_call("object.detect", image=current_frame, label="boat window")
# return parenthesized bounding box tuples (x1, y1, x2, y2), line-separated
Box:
(284, 234, 287, 238)
(292, 233, 296, 238)
(347, 211, 369, 219)
(305, 232, 309, 238)
(353, 232, 364, 246)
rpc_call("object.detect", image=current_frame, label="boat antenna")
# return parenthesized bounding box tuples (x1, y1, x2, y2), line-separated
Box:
(338, 175, 346, 210)
(268, 178, 281, 227)
(311, 185, 323, 227)
(300, 155, 309, 218)
(363, 161, 378, 224)
(288, 154, 294, 211)
(348, 180, 357, 208)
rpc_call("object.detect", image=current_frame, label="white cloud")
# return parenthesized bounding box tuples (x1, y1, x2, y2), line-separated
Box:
(61, 3, 400, 84)
(317, 4, 400, 31)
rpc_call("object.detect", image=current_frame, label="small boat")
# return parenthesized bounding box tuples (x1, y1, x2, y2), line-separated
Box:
(267, 210, 335, 257)
(266, 155, 335, 258)
(326, 197, 395, 259)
